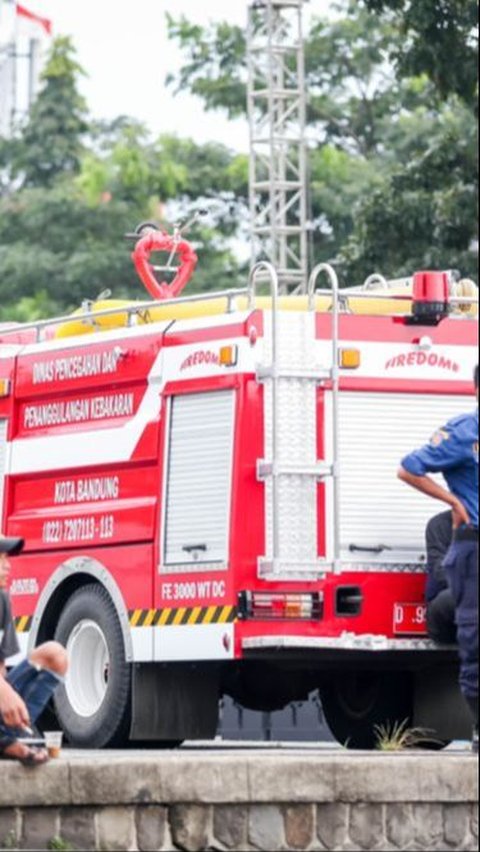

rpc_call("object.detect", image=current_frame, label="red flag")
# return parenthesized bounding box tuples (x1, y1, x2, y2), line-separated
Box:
(16, 3, 52, 37)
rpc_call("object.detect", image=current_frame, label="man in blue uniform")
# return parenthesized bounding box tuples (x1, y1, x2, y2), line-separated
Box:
(398, 365, 478, 752)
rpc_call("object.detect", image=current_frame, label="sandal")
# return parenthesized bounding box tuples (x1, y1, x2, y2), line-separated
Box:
(0, 740, 49, 767)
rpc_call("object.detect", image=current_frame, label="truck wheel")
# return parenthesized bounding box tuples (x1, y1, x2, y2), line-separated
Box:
(53, 584, 131, 748)
(319, 671, 413, 749)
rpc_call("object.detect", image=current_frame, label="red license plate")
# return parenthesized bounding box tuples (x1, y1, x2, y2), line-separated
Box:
(393, 602, 427, 635)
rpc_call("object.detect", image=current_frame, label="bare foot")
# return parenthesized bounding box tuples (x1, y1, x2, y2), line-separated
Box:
(2, 741, 49, 765)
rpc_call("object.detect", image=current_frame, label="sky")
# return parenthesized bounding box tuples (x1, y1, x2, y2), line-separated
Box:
(0, 0, 331, 150)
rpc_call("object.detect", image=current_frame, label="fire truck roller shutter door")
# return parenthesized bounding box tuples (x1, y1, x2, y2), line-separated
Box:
(53, 584, 131, 748)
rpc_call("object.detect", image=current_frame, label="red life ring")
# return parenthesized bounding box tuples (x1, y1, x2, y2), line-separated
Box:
(132, 230, 198, 301)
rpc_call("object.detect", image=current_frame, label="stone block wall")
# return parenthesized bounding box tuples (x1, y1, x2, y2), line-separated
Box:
(0, 751, 477, 851)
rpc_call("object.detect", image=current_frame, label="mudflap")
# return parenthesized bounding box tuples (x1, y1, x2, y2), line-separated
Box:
(130, 662, 220, 741)
(413, 663, 471, 740)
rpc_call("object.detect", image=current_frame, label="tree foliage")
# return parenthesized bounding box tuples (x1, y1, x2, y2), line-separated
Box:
(339, 103, 478, 280)
(305, 4, 431, 157)
(0, 3, 478, 321)
(167, 0, 478, 282)
(11, 36, 89, 187)
(0, 133, 247, 311)
(364, 0, 478, 108)
(166, 14, 247, 119)
(0, 39, 247, 315)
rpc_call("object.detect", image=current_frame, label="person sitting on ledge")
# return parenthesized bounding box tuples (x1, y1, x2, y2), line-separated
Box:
(0, 535, 68, 766)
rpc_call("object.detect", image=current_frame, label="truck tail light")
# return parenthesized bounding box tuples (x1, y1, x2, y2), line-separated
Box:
(238, 591, 323, 620)
(0, 378, 10, 397)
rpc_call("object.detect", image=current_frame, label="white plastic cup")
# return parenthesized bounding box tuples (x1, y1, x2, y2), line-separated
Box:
(44, 730, 63, 758)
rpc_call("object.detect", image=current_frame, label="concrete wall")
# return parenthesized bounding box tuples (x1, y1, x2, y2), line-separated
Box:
(0, 750, 478, 851)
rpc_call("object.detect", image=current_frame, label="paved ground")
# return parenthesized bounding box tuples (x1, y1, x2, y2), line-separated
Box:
(58, 737, 474, 759)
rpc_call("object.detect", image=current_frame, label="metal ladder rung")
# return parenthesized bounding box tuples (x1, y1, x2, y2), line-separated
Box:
(254, 225, 303, 235)
(253, 180, 302, 191)
(256, 366, 332, 381)
(257, 460, 333, 479)
(248, 269, 305, 283)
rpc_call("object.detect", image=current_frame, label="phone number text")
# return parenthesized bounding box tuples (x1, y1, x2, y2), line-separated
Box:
(42, 515, 114, 544)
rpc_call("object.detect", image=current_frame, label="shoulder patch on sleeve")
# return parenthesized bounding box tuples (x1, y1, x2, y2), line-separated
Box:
(430, 429, 449, 447)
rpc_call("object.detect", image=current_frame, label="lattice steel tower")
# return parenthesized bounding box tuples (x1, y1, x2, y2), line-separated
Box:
(247, 0, 308, 293)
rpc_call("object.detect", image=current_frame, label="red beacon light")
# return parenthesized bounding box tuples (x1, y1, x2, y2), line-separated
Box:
(409, 270, 450, 325)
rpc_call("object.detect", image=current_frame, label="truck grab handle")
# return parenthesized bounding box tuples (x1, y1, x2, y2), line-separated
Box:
(348, 544, 392, 554)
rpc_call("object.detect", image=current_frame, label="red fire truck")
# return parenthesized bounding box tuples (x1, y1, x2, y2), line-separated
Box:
(0, 226, 477, 748)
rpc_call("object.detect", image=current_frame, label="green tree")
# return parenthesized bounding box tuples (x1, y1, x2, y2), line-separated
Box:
(0, 291, 58, 324)
(166, 2, 437, 156)
(12, 36, 89, 187)
(305, 3, 430, 157)
(339, 102, 478, 281)
(0, 184, 139, 309)
(167, 0, 477, 280)
(342, 1, 478, 281)
(309, 144, 384, 263)
(0, 30, 249, 319)
(0, 119, 247, 314)
(74, 128, 249, 293)
(166, 14, 246, 118)
(364, 0, 478, 108)
(1, 3, 477, 322)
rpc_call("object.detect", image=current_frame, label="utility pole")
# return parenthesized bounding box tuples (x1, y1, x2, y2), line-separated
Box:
(0, 0, 51, 136)
(0, 0, 15, 136)
(247, 0, 308, 293)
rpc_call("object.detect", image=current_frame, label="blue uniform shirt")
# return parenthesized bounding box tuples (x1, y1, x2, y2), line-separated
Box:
(401, 409, 479, 528)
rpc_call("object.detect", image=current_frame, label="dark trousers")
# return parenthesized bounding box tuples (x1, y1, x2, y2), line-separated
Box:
(427, 588, 457, 644)
(0, 659, 61, 749)
(443, 537, 478, 700)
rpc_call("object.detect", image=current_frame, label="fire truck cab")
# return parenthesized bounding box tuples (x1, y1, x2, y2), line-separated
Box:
(0, 232, 477, 748)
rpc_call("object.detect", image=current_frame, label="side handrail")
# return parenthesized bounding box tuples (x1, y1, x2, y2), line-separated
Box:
(248, 260, 279, 401)
(308, 263, 341, 571)
(310, 287, 478, 307)
(0, 287, 251, 343)
(362, 273, 389, 290)
(2, 279, 475, 346)
(248, 261, 281, 563)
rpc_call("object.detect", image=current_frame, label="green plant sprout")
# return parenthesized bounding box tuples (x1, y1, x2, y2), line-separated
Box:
(374, 718, 442, 751)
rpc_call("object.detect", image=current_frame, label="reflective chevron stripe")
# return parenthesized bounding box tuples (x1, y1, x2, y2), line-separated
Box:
(14, 615, 33, 632)
(14, 607, 237, 634)
(129, 605, 237, 627)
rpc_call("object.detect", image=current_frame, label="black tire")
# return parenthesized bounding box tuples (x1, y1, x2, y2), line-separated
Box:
(53, 584, 131, 748)
(319, 671, 413, 749)
(418, 736, 451, 750)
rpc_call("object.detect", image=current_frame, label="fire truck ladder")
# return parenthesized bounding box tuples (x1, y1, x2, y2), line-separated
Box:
(250, 260, 341, 580)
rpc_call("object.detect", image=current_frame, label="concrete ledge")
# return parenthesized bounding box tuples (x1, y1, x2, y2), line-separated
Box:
(0, 748, 478, 851)
(0, 750, 477, 808)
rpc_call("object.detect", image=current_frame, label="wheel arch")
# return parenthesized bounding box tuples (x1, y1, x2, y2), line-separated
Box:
(28, 555, 133, 662)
